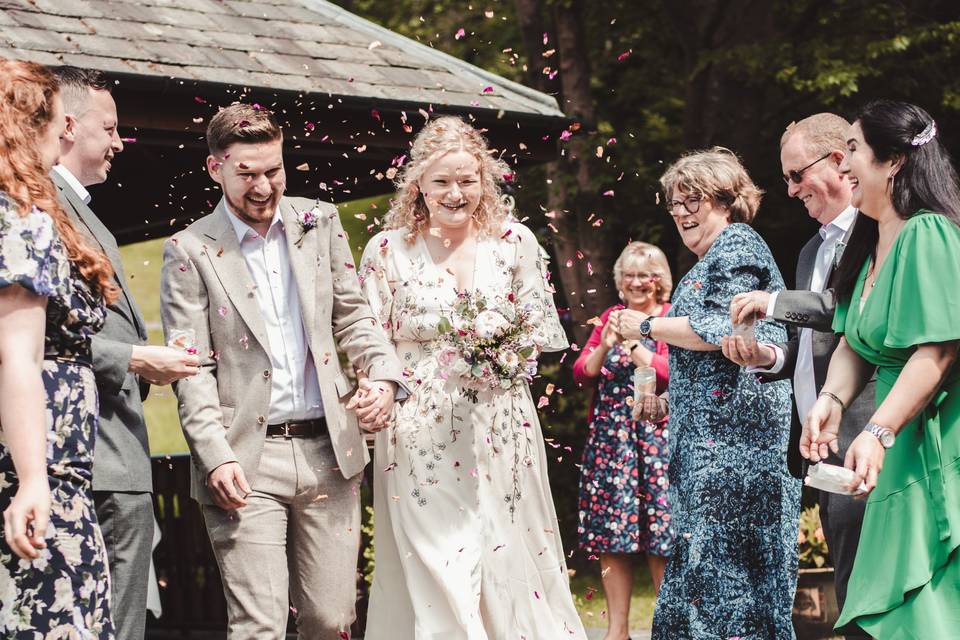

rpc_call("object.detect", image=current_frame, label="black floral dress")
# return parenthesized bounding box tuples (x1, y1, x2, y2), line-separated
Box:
(577, 339, 675, 556)
(0, 194, 114, 638)
(651, 224, 801, 640)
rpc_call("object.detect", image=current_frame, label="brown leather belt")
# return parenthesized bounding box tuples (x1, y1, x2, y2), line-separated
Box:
(265, 417, 326, 439)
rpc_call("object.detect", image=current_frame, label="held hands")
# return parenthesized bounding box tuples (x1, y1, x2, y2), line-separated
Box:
(800, 395, 843, 463)
(633, 393, 668, 422)
(206, 461, 251, 511)
(3, 477, 50, 560)
(729, 291, 771, 325)
(610, 309, 649, 341)
(346, 377, 397, 433)
(720, 335, 776, 368)
(130, 345, 201, 385)
(600, 318, 621, 350)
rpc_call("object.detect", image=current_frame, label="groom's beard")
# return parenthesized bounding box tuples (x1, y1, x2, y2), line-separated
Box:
(225, 190, 282, 227)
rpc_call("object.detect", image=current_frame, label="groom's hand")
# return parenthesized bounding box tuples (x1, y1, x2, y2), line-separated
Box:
(207, 462, 251, 510)
(348, 379, 396, 432)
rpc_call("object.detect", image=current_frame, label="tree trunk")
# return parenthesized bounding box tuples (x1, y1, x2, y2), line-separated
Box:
(515, 0, 618, 345)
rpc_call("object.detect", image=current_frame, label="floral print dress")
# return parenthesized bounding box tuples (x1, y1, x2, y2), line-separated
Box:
(651, 224, 801, 640)
(577, 333, 675, 557)
(359, 222, 587, 640)
(0, 194, 114, 638)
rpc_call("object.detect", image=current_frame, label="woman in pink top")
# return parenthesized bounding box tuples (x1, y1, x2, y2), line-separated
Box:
(573, 242, 675, 640)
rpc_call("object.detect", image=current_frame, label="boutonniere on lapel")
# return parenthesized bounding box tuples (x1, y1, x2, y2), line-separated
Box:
(294, 203, 321, 248)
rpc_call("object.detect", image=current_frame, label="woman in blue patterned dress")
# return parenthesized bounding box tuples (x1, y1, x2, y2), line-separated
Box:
(574, 242, 675, 640)
(614, 148, 801, 639)
(0, 59, 118, 637)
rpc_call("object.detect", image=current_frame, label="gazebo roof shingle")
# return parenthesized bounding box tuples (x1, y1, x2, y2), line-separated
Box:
(0, 0, 564, 118)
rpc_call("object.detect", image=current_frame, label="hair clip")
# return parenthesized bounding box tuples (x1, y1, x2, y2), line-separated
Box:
(911, 121, 937, 147)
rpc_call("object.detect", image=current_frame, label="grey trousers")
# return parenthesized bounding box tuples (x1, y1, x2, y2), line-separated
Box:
(93, 490, 154, 640)
(202, 435, 361, 640)
(819, 489, 871, 639)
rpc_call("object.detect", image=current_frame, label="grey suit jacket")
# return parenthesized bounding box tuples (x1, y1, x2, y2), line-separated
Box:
(52, 170, 153, 493)
(761, 232, 876, 476)
(160, 196, 405, 504)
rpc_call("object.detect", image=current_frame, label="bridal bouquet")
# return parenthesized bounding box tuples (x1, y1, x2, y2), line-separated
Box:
(434, 290, 540, 396)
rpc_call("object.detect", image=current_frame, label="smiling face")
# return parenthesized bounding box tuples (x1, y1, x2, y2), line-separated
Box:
(418, 149, 482, 232)
(60, 88, 123, 187)
(38, 93, 66, 173)
(618, 255, 662, 310)
(839, 121, 898, 220)
(670, 186, 730, 258)
(780, 133, 850, 224)
(207, 138, 286, 233)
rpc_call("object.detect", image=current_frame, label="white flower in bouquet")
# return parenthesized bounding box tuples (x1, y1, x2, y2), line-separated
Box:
(475, 309, 510, 339)
(496, 349, 521, 370)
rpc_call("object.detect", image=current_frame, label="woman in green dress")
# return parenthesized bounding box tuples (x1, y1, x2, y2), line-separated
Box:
(802, 99, 960, 639)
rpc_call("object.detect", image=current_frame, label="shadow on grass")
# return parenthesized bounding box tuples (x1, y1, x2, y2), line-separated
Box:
(571, 557, 658, 632)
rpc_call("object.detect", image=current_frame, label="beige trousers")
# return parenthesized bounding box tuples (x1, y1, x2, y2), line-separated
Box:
(202, 435, 361, 639)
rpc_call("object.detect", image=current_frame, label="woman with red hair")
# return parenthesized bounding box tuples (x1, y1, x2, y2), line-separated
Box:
(0, 58, 117, 637)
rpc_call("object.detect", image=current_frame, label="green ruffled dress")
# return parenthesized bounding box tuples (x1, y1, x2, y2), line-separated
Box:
(833, 211, 960, 639)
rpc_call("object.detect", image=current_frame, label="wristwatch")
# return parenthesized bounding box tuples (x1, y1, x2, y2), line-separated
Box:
(864, 422, 896, 449)
(638, 318, 653, 340)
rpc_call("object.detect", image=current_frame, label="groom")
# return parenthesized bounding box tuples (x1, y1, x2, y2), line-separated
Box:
(160, 103, 404, 638)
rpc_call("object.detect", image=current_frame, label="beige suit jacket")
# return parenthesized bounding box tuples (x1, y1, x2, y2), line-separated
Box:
(160, 196, 403, 504)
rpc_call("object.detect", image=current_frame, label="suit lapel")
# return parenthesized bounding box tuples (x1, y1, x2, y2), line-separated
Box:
(281, 198, 317, 343)
(798, 234, 823, 291)
(203, 202, 270, 353)
(52, 171, 148, 338)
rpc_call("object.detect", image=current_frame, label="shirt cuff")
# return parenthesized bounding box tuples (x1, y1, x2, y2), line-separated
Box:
(745, 343, 785, 374)
(766, 291, 779, 318)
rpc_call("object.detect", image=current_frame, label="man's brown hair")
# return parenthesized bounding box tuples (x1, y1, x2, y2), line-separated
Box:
(206, 103, 282, 155)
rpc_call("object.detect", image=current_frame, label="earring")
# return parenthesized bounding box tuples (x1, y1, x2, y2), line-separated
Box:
(618, 291, 624, 301)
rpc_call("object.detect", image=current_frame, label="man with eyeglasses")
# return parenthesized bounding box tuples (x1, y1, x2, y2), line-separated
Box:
(721, 113, 874, 638)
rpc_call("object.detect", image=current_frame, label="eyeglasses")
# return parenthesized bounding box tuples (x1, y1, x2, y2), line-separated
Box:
(622, 271, 661, 282)
(667, 195, 701, 215)
(783, 152, 831, 185)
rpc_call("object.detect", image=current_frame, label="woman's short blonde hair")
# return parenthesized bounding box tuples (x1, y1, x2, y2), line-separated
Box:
(384, 116, 513, 241)
(612, 242, 673, 303)
(659, 146, 763, 224)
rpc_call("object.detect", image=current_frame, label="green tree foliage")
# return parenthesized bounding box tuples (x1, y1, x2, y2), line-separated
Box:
(335, 0, 960, 566)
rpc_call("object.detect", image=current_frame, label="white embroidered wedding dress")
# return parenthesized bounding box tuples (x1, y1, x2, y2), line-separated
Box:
(359, 221, 587, 640)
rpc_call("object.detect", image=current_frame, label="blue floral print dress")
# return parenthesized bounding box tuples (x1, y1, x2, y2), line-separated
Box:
(0, 194, 114, 638)
(651, 224, 801, 640)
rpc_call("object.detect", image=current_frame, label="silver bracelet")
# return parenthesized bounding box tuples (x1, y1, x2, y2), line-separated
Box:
(819, 390, 846, 411)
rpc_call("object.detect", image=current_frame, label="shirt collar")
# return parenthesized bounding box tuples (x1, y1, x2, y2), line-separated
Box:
(223, 201, 283, 243)
(819, 205, 857, 242)
(52, 164, 91, 205)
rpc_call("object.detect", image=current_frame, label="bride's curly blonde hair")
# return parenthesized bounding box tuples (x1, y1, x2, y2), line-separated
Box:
(384, 116, 514, 242)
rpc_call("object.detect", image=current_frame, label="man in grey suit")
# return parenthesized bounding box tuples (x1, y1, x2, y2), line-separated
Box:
(722, 113, 873, 637)
(160, 103, 404, 638)
(51, 66, 200, 639)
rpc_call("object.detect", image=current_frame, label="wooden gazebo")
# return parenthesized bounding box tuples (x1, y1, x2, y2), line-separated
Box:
(2, 0, 567, 243)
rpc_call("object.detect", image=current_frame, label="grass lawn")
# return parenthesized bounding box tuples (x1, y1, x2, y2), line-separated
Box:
(571, 560, 658, 631)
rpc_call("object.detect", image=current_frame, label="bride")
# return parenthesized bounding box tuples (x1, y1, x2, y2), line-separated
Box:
(359, 116, 587, 640)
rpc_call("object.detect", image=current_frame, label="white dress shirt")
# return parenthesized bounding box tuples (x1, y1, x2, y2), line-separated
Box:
(225, 204, 324, 423)
(758, 206, 857, 421)
(53, 164, 91, 204)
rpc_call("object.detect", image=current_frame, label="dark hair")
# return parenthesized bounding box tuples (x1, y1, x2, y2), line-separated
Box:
(831, 100, 960, 299)
(49, 66, 111, 114)
(206, 103, 282, 155)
